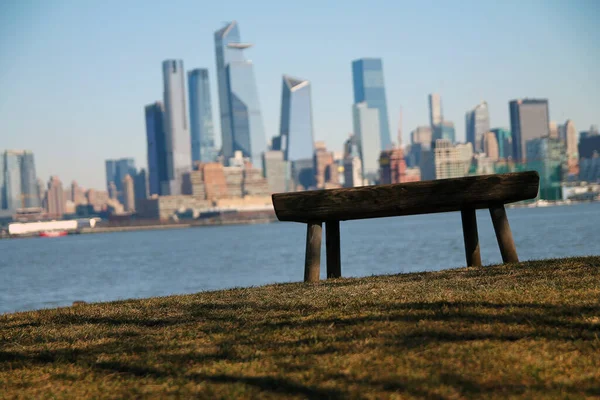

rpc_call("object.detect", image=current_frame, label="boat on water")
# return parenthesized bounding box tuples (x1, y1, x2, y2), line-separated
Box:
(39, 231, 68, 238)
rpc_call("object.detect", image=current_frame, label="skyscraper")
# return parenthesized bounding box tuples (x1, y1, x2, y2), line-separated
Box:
(278, 75, 314, 162)
(352, 58, 391, 150)
(509, 99, 550, 162)
(46, 176, 65, 217)
(0, 150, 40, 210)
(105, 158, 136, 203)
(483, 132, 499, 161)
(433, 121, 456, 144)
(122, 174, 135, 212)
(353, 102, 381, 180)
(490, 128, 512, 159)
(214, 21, 266, 169)
(465, 102, 490, 152)
(162, 59, 191, 195)
(145, 102, 168, 196)
(562, 119, 578, 171)
(134, 169, 148, 207)
(188, 68, 217, 164)
(428, 93, 443, 127)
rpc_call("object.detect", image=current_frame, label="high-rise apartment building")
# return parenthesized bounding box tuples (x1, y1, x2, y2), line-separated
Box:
(278, 75, 314, 162)
(188, 68, 217, 164)
(46, 176, 65, 217)
(428, 93, 443, 128)
(0, 150, 40, 210)
(549, 121, 559, 139)
(353, 102, 381, 181)
(122, 174, 135, 212)
(352, 58, 391, 150)
(509, 99, 550, 162)
(432, 140, 473, 180)
(465, 102, 490, 152)
(145, 102, 168, 196)
(313, 142, 335, 189)
(214, 21, 266, 169)
(162, 59, 191, 195)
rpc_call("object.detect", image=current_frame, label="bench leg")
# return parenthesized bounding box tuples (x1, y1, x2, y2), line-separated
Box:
(326, 221, 341, 278)
(304, 221, 322, 282)
(461, 208, 482, 267)
(489, 204, 519, 263)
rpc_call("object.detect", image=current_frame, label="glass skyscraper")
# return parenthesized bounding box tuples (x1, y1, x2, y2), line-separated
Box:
(490, 128, 512, 159)
(188, 68, 217, 164)
(0, 150, 40, 210)
(352, 58, 391, 150)
(509, 99, 550, 162)
(214, 21, 266, 169)
(105, 158, 136, 203)
(353, 102, 381, 180)
(278, 75, 314, 162)
(465, 101, 490, 152)
(162, 59, 191, 195)
(145, 102, 168, 196)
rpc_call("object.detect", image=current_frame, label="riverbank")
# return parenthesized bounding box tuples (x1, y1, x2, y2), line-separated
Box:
(1, 256, 599, 398)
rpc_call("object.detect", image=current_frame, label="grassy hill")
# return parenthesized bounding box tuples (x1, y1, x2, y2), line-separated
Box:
(1, 257, 599, 399)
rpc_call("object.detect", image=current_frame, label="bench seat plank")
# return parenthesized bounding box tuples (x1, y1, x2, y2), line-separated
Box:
(272, 172, 539, 223)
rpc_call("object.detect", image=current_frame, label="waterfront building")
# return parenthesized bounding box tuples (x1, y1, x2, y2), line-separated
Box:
(352, 58, 391, 150)
(214, 21, 266, 169)
(188, 68, 217, 164)
(162, 60, 191, 195)
(0, 150, 40, 210)
(465, 101, 490, 152)
(509, 98, 550, 161)
(526, 137, 566, 200)
(278, 75, 315, 162)
(145, 102, 168, 196)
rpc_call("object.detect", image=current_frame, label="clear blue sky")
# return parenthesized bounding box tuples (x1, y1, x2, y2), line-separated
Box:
(1, 0, 598, 190)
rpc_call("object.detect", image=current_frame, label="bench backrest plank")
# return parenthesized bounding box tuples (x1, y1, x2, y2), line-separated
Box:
(272, 172, 539, 223)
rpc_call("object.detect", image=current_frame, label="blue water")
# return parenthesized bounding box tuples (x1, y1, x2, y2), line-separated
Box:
(1, 203, 599, 314)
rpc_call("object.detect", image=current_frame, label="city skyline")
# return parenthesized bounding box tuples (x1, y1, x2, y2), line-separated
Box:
(1, 0, 598, 189)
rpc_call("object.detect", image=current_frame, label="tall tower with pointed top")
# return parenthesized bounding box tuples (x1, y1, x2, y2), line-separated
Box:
(214, 21, 266, 169)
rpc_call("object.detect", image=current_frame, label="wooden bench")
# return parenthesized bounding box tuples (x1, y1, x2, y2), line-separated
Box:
(272, 171, 540, 282)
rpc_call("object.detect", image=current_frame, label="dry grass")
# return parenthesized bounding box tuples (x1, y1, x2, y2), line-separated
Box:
(1, 257, 599, 399)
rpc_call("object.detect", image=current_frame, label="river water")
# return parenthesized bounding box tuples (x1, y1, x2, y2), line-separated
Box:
(1, 203, 598, 314)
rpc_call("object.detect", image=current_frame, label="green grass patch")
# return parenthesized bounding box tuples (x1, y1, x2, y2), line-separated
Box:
(1, 257, 599, 399)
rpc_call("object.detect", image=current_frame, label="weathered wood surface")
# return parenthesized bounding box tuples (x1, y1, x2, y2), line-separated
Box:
(460, 208, 482, 267)
(272, 172, 539, 223)
(326, 221, 341, 278)
(304, 222, 322, 282)
(489, 204, 519, 263)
